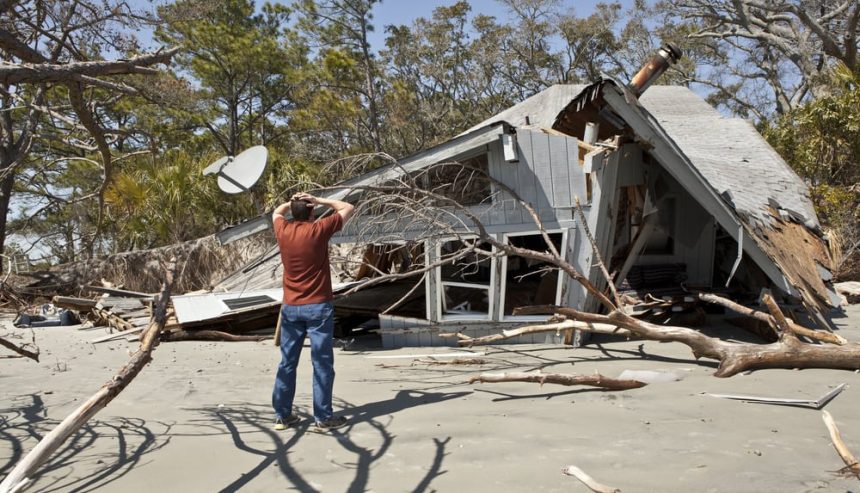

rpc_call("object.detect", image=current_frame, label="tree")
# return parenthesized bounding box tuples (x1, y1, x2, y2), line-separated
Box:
(658, 0, 860, 118)
(156, 0, 304, 156)
(762, 63, 860, 277)
(381, 1, 504, 155)
(0, 0, 176, 269)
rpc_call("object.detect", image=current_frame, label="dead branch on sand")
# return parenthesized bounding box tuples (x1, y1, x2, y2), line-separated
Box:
(0, 331, 38, 361)
(413, 357, 490, 365)
(697, 293, 847, 345)
(0, 261, 177, 493)
(161, 329, 268, 342)
(562, 465, 621, 493)
(469, 371, 646, 390)
(822, 410, 860, 479)
(494, 299, 860, 378)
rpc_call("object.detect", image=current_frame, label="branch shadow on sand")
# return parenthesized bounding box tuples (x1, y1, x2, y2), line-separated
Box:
(0, 394, 172, 493)
(189, 389, 467, 493)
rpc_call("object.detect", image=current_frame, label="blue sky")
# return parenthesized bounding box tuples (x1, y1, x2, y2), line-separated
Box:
(364, 0, 635, 48)
(133, 0, 636, 50)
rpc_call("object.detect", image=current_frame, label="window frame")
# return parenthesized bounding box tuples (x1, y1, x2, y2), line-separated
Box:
(499, 229, 568, 322)
(434, 235, 496, 321)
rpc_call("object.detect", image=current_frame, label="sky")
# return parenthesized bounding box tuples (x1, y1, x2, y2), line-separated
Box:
(133, 0, 636, 51)
(363, 0, 635, 47)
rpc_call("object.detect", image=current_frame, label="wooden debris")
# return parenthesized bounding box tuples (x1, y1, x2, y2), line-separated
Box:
(468, 371, 646, 390)
(449, 318, 633, 347)
(698, 292, 847, 345)
(273, 309, 282, 346)
(822, 410, 860, 478)
(562, 465, 621, 493)
(0, 262, 177, 493)
(413, 357, 489, 365)
(84, 285, 154, 298)
(160, 329, 268, 342)
(0, 334, 39, 362)
(513, 301, 860, 378)
(51, 296, 97, 311)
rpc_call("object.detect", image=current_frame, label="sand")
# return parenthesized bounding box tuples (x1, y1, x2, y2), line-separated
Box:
(2, 306, 860, 493)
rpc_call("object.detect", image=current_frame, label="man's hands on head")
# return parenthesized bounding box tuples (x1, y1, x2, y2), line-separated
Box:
(286, 192, 355, 222)
(291, 192, 316, 207)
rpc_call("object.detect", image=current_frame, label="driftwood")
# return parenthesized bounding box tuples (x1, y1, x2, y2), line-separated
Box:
(0, 334, 38, 361)
(161, 329, 268, 342)
(697, 293, 847, 345)
(822, 410, 860, 478)
(413, 357, 490, 365)
(468, 371, 646, 390)
(448, 319, 634, 347)
(502, 296, 860, 378)
(0, 262, 176, 493)
(562, 465, 621, 493)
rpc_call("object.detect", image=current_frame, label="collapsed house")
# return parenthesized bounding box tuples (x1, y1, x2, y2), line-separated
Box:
(174, 47, 838, 347)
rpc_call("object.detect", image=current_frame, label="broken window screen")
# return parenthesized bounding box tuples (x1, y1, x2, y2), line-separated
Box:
(438, 238, 493, 319)
(424, 153, 492, 206)
(502, 233, 564, 316)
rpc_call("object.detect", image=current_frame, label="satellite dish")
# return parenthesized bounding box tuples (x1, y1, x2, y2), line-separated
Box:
(202, 145, 268, 194)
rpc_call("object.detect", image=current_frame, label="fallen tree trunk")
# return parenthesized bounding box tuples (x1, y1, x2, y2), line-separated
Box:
(509, 296, 860, 378)
(0, 262, 176, 493)
(0, 334, 38, 361)
(468, 371, 646, 390)
(161, 329, 267, 342)
(697, 293, 847, 345)
(447, 319, 633, 347)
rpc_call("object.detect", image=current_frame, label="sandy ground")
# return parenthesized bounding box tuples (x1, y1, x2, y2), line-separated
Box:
(2, 306, 860, 493)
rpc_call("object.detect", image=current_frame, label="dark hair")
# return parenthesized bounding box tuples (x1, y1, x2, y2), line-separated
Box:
(291, 199, 312, 221)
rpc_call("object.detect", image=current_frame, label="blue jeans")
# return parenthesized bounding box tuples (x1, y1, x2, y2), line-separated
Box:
(272, 301, 336, 422)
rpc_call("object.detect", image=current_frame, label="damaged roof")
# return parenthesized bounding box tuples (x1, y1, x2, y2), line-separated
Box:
(470, 83, 819, 233)
(547, 79, 834, 322)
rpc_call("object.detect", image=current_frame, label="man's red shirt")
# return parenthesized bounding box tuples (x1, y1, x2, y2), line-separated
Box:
(273, 213, 344, 305)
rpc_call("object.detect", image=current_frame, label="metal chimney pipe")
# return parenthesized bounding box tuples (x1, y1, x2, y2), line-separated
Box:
(628, 43, 683, 98)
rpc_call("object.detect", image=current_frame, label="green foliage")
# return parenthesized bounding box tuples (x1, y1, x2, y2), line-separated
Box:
(103, 151, 249, 249)
(763, 63, 860, 274)
(156, 0, 306, 155)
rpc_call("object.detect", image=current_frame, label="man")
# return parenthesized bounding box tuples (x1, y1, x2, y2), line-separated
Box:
(271, 192, 355, 431)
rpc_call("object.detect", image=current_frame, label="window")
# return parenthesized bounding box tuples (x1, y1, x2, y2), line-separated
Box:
(500, 231, 566, 319)
(436, 237, 494, 320)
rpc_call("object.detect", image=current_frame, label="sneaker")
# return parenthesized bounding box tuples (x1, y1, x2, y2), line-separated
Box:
(313, 416, 348, 431)
(274, 414, 300, 430)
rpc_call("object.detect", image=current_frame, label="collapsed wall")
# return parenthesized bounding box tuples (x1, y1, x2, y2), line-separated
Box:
(19, 232, 276, 296)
